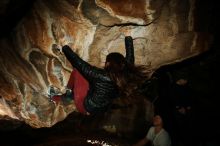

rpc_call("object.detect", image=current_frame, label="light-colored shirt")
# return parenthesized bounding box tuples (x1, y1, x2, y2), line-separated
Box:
(146, 127, 171, 146)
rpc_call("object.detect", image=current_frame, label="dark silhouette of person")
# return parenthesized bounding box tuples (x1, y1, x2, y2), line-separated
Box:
(171, 77, 195, 146)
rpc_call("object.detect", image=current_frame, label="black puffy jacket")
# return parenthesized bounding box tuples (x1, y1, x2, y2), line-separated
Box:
(62, 36, 134, 114)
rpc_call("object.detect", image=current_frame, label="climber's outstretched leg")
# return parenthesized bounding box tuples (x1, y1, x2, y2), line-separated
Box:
(48, 69, 89, 114)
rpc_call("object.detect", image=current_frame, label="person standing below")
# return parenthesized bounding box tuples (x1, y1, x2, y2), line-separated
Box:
(133, 114, 171, 146)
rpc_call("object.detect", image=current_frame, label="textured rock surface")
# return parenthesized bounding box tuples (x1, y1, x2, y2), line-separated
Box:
(0, 0, 212, 129)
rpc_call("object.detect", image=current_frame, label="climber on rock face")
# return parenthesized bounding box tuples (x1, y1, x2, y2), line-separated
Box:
(48, 28, 150, 115)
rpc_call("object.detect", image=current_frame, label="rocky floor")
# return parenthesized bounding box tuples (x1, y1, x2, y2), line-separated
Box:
(0, 112, 134, 146)
(1, 97, 220, 146)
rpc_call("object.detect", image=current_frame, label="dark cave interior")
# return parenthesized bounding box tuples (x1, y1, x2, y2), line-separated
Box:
(0, 0, 220, 146)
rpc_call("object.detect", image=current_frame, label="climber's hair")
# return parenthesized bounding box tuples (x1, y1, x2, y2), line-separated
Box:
(105, 52, 151, 97)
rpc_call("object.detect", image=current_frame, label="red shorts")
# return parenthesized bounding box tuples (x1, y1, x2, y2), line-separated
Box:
(67, 69, 89, 114)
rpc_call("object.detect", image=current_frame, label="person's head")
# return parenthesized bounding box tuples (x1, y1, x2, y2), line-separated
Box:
(104, 52, 126, 72)
(153, 107, 165, 127)
(176, 78, 188, 85)
(153, 115, 163, 127)
(172, 67, 189, 85)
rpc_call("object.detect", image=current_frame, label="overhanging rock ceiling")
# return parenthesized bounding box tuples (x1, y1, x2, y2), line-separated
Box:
(0, 0, 212, 128)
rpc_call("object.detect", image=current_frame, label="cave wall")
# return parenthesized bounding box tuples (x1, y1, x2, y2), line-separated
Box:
(0, 0, 212, 129)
